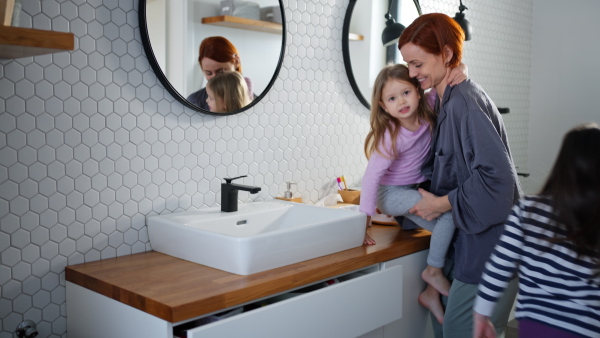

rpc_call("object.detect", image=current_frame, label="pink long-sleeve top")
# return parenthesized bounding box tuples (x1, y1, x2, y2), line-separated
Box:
(358, 121, 431, 216)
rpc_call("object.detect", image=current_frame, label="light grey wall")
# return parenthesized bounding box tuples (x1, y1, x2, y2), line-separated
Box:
(0, 0, 533, 337)
(525, 0, 600, 193)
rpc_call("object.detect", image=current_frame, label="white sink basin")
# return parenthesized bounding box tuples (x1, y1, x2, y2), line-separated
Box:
(147, 200, 366, 275)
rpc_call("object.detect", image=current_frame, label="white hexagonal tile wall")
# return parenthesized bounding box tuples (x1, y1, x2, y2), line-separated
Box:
(0, 0, 534, 337)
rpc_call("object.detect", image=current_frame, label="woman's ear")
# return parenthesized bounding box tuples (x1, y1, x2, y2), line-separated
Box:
(233, 55, 241, 72)
(443, 45, 454, 66)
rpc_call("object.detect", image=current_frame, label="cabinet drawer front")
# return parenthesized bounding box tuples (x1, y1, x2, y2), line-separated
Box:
(187, 266, 403, 338)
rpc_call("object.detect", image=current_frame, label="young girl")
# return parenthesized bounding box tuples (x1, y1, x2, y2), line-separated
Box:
(360, 64, 464, 324)
(205, 71, 251, 113)
(473, 123, 600, 338)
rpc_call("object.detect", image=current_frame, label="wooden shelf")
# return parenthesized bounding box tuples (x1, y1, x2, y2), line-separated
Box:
(202, 15, 282, 34)
(348, 33, 364, 41)
(0, 26, 74, 59)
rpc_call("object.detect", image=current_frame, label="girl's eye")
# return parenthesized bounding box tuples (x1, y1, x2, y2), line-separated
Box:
(388, 96, 395, 102)
(403, 90, 410, 96)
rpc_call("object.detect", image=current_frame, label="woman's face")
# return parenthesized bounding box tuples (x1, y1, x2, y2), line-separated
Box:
(206, 86, 225, 113)
(200, 57, 237, 81)
(400, 42, 448, 92)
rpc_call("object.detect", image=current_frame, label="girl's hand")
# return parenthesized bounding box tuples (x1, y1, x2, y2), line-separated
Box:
(363, 216, 376, 245)
(473, 312, 496, 338)
(408, 189, 450, 221)
(447, 62, 468, 86)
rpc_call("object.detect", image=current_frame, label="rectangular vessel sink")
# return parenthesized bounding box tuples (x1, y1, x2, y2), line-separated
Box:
(147, 200, 366, 275)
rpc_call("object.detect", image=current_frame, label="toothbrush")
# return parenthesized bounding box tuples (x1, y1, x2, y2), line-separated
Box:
(341, 176, 348, 190)
(336, 177, 343, 190)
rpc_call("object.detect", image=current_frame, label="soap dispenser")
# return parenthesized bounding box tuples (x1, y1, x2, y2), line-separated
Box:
(276, 182, 303, 203)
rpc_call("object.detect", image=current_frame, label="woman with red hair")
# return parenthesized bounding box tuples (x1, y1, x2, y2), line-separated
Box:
(187, 36, 254, 111)
(398, 13, 522, 337)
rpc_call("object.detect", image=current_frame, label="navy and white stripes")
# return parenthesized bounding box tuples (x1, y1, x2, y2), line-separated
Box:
(473, 196, 600, 337)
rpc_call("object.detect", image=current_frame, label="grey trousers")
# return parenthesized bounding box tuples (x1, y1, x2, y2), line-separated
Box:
(377, 185, 455, 268)
(431, 260, 519, 338)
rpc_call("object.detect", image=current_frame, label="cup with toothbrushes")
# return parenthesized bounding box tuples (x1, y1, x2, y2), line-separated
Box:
(337, 176, 361, 204)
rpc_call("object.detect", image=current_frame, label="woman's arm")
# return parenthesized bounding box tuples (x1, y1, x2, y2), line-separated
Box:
(449, 111, 518, 233)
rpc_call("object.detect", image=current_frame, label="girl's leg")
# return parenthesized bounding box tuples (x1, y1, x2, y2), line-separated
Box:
(419, 212, 454, 295)
(378, 186, 454, 294)
(419, 284, 445, 324)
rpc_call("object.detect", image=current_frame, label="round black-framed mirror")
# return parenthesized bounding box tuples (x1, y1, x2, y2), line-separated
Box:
(342, 0, 421, 110)
(139, 0, 286, 116)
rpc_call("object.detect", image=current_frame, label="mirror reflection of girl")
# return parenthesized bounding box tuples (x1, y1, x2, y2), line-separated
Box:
(187, 36, 254, 110)
(360, 64, 467, 324)
(205, 71, 251, 113)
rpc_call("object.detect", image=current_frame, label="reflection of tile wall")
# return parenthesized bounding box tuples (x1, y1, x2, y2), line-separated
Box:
(0, 0, 532, 337)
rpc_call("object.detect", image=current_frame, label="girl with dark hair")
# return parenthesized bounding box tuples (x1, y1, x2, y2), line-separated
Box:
(474, 123, 600, 338)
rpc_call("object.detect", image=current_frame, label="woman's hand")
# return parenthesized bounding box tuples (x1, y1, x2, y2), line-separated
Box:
(473, 312, 496, 338)
(363, 216, 376, 245)
(447, 62, 468, 86)
(409, 189, 451, 221)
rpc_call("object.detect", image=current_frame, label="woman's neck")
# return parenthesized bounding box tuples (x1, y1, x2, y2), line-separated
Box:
(434, 67, 453, 101)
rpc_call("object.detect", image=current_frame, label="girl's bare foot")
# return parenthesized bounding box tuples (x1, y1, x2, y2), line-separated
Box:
(418, 285, 445, 324)
(422, 267, 450, 296)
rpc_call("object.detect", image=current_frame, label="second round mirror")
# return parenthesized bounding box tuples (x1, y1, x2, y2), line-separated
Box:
(343, 0, 421, 109)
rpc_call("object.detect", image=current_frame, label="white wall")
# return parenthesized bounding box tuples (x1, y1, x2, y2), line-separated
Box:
(526, 0, 600, 193)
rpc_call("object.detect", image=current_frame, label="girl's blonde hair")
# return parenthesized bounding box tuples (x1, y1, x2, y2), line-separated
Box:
(206, 71, 250, 112)
(364, 64, 435, 159)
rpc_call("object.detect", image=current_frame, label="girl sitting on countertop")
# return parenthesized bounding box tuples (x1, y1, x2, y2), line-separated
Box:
(360, 63, 466, 324)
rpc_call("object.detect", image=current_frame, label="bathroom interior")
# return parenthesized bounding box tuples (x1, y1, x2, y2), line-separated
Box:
(1, 0, 599, 337)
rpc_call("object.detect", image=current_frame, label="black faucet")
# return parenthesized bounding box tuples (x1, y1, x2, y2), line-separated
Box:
(221, 175, 261, 212)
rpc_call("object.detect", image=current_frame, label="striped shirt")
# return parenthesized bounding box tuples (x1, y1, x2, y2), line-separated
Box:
(473, 195, 600, 337)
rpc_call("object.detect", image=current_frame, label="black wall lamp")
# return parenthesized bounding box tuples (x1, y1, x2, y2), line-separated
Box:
(381, 0, 405, 46)
(381, 0, 423, 46)
(453, 0, 472, 41)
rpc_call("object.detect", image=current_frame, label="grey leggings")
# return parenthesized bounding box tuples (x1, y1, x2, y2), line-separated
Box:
(377, 185, 455, 268)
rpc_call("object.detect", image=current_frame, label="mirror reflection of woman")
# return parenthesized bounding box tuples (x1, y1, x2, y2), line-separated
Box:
(187, 36, 254, 110)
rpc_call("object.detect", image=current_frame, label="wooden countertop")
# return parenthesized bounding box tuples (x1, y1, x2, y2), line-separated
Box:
(65, 225, 431, 323)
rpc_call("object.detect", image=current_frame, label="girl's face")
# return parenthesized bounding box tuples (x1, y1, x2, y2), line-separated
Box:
(400, 42, 449, 93)
(200, 57, 237, 81)
(206, 86, 225, 113)
(379, 79, 421, 126)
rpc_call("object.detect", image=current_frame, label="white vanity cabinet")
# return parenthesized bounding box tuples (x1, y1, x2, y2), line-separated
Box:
(66, 249, 433, 338)
(380, 249, 434, 338)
